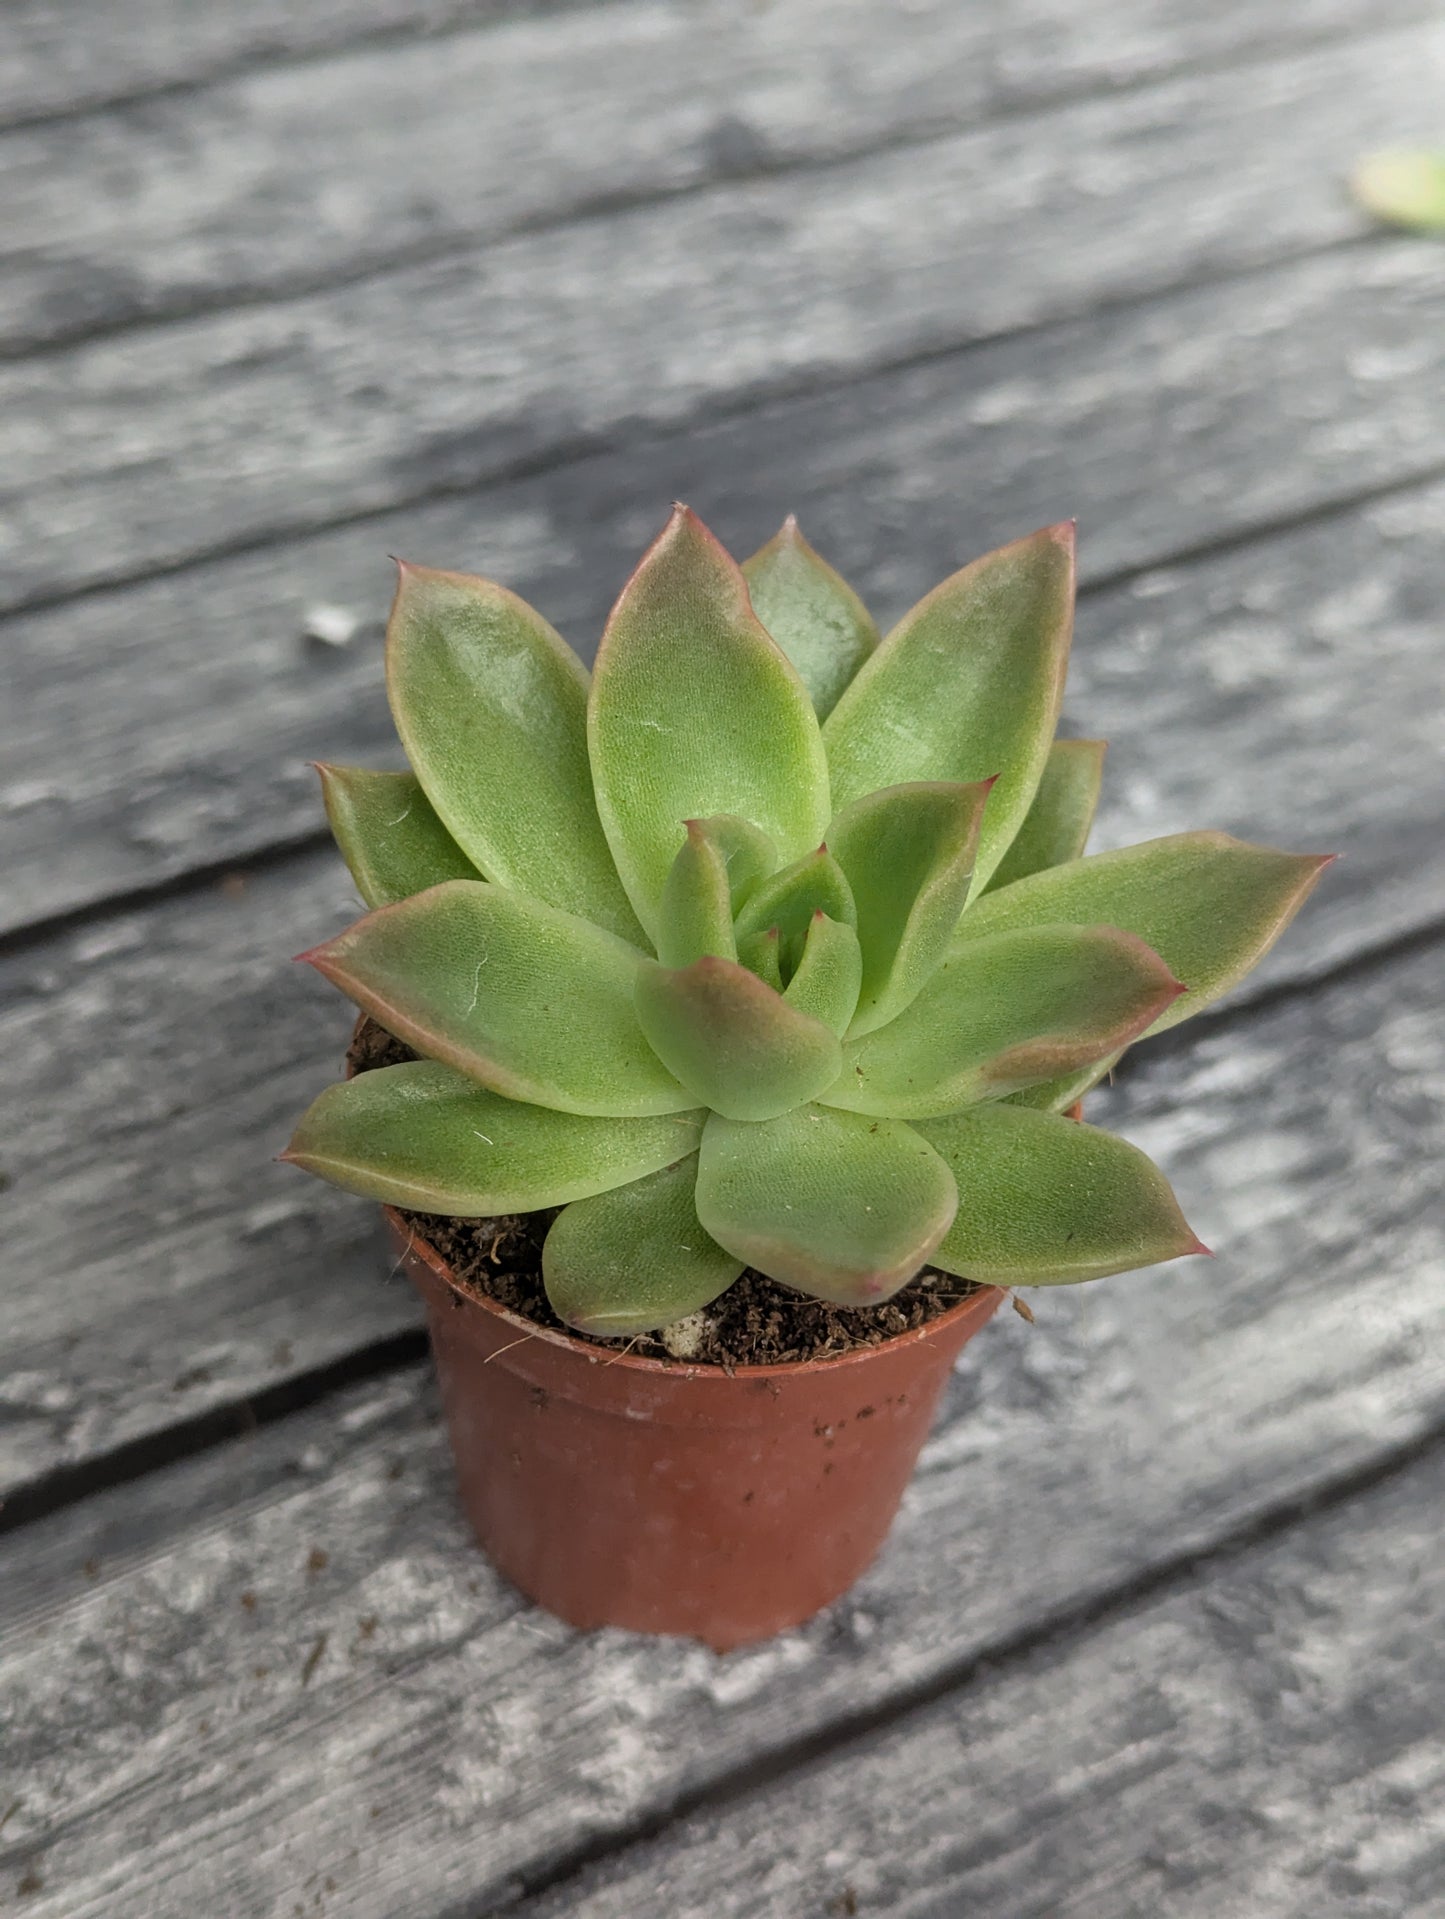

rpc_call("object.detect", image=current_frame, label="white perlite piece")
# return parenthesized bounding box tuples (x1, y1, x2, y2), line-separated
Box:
(660, 1312, 711, 1360)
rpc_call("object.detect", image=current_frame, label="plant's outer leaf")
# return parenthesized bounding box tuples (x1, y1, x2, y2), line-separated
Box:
(826, 925, 1182, 1118)
(919, 1103, 1204, 1285)
(588, 506, 830, 935)
(655, 820, 737, 968)
(542, 1155, 742, 1336)
(783, 912, 863, 1035)
(737, 925, 783, 991)
(828, 778, 994, 1037)
(1004, 1050, 1121, 1114)
(983, 738, 1106, 895)
(282, 1063, 703, 1214)
(732, 845, 856, 977)
(742, 515, 879, 719)
(634, 954, 843, 1122)
(316, 764, 481, 908)
(955, 832, 1331, 1035)
(1351, 150, 1445, 233)
(823, 524, 1075, 894)
(300, 880, 693, 1117)
(695, 1107, 958, 1305)
(385, 563, 644, 943)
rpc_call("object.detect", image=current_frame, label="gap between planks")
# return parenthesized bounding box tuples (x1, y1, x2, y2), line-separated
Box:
(3, 6, 1436, 362)
(2, 932, 1440, 1915)
(0, 909, 1438, 1535)
(516, 1435, 1445, 1918)
(0, 0, 1427, 146)
(6, 25, 1445, 617)
(4, 452, 1441, 965)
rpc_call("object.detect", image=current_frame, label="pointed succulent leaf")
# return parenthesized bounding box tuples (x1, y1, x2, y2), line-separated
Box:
(656, 820, 737, 968)
(301, 880, 693, 1117)
(783, 912, 863, 1035)
(828, 778, 994, 1037)
(386, 563, 643, 942)
(283, 1062, 703, 1213)
(588, 506, 830, 934)
(695, 813, 779, 911)
(737, 924, 783, 991)
(826, 925, 1182, 1118)
(543, 1155, 742, 1336)
(742, 516, 879, 719)
(824, 524, 1075, 893)
(654, 813, 778, 967)
(695, 1106, 958, 1305)
(1004, 1050, 1121, 1114)
(316, 764, 482, 908)
(955, 832, 1331, 1035)
(983, 738, 1105, 895)
(919, 1103, 1204, 1285)
(732, 844, 856, 977)
(633, 954, 843, 1122)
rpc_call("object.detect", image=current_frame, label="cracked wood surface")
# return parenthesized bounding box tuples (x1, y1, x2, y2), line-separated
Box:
(2, 941, 1442, 1914)
(531, 1447, 1445, 1919)
(8, 259, 1445, 933)
(3, 8, 1439, 353)
(5, 1, 1441, 1913)
(6, 483, 1445, 1500)
(3, 35, 1445, 617)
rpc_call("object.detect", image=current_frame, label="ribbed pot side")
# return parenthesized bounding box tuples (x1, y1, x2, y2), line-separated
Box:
(390, 1210, 1004, 1651)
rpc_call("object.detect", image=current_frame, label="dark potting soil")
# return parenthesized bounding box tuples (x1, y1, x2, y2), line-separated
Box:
(349, 1017, 983, 1368)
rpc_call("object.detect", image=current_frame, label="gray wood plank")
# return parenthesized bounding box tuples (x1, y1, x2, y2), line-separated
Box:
(2, 938, 1441, 1916)
(5, 42, 1445, 618)
(4, 476, 1443, 1500)
(528, 1449, 1445, 1919)
(0, 0, 1420, 140)
(0, 0, 570, 128)
(4, 6, 1438, 352)
(7, 249, 1445, 939)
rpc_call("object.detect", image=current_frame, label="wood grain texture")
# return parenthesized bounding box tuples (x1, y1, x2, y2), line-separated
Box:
(0, 0, 1427, 138)
(2, 938, 1441, 1915)
(5, 9, 1440, 352)
(0, 859, 407, 1504)
(4, 49, 1445, 616)
(6, 284, 1445, 937)
(532, 1448, 1445, 1919)
(0, 0, 572, 128)
(4, 474, 1443, 1497)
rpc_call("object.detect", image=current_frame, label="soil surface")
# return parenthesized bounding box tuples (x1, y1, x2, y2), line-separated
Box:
(349, 1017, 983, 1367)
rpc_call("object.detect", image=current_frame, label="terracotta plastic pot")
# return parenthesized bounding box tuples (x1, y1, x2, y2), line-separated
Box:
(390, 1209, 1004, 1650)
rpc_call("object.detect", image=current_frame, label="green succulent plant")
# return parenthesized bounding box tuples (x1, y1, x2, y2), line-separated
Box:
(284, 508, 1327, 1336)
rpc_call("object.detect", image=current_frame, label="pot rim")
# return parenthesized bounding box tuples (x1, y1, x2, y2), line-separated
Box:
(385, 1205, 1005, 1383)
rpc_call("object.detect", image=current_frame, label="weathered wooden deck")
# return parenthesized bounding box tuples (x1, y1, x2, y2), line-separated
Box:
(3, 3, 1444, 1913)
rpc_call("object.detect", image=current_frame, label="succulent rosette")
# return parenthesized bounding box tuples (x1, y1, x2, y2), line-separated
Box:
(285, 508, 1326, 1334)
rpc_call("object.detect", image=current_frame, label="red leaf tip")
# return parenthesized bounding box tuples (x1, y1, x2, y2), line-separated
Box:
(1187, 1238, 1215, 1259)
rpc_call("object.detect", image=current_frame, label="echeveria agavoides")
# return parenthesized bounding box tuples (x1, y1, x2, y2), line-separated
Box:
(288, 509, 1327, 1334)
